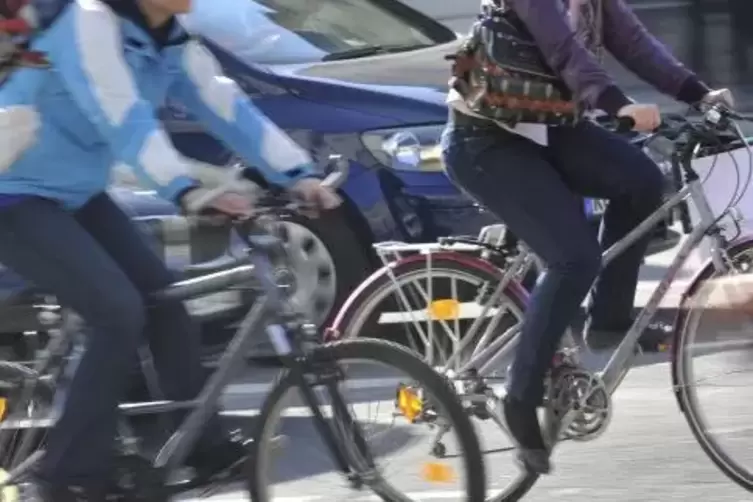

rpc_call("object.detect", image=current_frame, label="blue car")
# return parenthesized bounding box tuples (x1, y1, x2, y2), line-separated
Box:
(0, 0, 607, 357)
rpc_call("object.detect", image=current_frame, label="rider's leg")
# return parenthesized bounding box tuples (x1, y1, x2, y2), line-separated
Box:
(74, 194, 213, 419)
(442, 124, 601, 470)
(0, 197, 149, 494)
(547, 123, 666, 350)
(73, 193, 248, 474)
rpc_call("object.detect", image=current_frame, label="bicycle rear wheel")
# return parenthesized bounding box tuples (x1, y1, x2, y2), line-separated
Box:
(248, 338, 486, 502)
(672, 240, 753, 491)
(331, 254, 529, 374)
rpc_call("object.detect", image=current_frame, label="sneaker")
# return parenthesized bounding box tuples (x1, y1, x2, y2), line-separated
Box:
(502, 396, 551, 475)
(584, 321, 672, 353)
(185, 432, 252, 484)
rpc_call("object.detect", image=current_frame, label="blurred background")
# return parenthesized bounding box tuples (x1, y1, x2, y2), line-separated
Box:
(407, 0, 753, 111)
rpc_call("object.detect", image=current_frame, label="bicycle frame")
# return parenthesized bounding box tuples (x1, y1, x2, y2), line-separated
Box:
(471, 176, 731, 389)
(367, 159, 736, 389)
(598, 177, 729, 393)
(2, 224, 371, 489)
(126, 236, 370, 478)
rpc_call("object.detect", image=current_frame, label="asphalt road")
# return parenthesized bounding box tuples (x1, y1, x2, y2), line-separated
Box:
(166, 236, 753, 501)
(174, 349, 753, 502)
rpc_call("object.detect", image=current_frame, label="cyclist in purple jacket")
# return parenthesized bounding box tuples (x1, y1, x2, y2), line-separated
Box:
(442, 0, 733, 474)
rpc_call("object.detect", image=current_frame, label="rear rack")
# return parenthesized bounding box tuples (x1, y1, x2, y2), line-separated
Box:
(372, 224, 515, 268)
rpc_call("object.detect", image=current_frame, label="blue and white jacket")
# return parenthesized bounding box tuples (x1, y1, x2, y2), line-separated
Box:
(0, 0, 315, 208)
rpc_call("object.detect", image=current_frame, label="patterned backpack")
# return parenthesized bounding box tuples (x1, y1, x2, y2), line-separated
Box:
(448, 0, 582, 126)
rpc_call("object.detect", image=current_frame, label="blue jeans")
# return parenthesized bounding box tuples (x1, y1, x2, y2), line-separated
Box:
(441, 120, 664, 405)
(0, 194, 224, 485)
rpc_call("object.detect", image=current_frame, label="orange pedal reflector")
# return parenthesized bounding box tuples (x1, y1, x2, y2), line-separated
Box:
(0, 398, 7, 422)
(396, 385, 423, 422)
(428, 299, 460, 321)
(422, 462, 455, 483)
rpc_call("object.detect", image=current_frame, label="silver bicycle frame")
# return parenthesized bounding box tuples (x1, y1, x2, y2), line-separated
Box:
(599, 178, 728, 393)
(371, 174, 733, 391)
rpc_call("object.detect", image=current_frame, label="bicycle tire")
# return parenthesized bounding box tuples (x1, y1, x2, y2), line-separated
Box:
(329, 255, 540, 501)
(672, 238, 753, 491)
(246, 338, 487, 502)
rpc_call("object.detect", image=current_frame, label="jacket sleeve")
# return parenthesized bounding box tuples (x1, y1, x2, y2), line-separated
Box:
(171, 40, 316, 189)
(602, 0, 709, 104)
(507, 0, 630, 114)
(34, 0, 199, 203)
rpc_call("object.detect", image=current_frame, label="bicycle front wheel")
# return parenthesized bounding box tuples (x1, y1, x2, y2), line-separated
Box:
(248, 338, 486, 502)
(673, 239, 753, 491)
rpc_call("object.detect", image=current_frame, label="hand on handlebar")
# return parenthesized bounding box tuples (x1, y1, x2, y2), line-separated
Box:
(289, 177, 342, 218)
(179, 156, 348, 218)
(617, 103, 661, 132)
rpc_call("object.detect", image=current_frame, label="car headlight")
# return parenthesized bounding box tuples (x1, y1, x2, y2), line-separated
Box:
(361, 125, 445, 172)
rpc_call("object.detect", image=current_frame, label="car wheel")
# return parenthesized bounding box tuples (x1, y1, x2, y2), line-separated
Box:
(275, 214, 339, 326)
(246, 208, 372, 361)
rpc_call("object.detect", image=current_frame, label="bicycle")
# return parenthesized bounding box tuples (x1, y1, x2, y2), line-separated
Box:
(0, 158, 486, 502)
(327, 105, 753, 499)
(324, 123, 683, 372)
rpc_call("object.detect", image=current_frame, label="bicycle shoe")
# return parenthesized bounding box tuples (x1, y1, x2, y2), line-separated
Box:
(502, 396, 551, 475)
(583, 320, 672, 353)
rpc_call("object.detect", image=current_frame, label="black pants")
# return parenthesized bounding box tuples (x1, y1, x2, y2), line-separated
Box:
(440, 120, 664, 405)
(0, 194, 224, 485)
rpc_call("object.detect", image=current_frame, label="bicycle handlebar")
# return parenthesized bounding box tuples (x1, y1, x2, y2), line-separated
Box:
(183, 154, 349, 215)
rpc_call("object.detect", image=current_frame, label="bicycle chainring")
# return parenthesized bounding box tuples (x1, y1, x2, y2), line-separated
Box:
(546, 365, 612, 442)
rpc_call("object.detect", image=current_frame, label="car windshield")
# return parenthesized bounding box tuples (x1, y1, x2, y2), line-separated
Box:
(181, 0, 448, 65)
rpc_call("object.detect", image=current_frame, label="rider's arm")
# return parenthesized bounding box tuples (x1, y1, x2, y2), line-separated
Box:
(601, 0, 709, 104)
(33, 0, 199, 203)
(507, 0, 630, 114)
(171, 40, 316, 188)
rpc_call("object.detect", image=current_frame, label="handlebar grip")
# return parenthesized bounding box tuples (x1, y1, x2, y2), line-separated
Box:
(615, 116, 636, 133)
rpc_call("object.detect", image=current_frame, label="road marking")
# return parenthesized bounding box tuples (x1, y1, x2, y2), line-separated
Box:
(372, 278, 692, 325)
(184, 489, 506, 501)
(225, 377, 405, 396)
(705, 424, 753, 436)
(221, 401, 410, 426)
(377, 304, 502, 324)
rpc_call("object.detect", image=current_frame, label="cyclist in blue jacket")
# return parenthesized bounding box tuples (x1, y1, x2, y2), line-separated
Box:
(0, 0, 340, 499)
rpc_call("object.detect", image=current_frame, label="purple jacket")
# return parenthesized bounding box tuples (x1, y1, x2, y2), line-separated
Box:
(507, 0, 709, 113)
